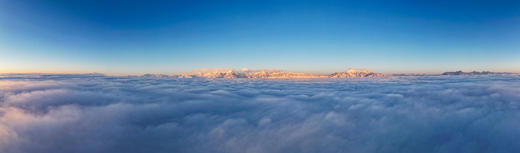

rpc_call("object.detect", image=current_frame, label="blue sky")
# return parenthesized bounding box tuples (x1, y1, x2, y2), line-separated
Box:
(1, 0, 519, 74)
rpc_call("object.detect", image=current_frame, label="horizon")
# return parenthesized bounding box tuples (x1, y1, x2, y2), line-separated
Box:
(1, 68, 519, 75)
(1, 0, 519, 74)
(0, 68, 517, 76)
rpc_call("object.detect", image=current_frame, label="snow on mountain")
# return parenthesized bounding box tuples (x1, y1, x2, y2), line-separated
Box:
(191, 68, 244, 78)
(329, 68, 385, 78)
(182, 69, 326, 79)
(156, 68, 386, 79)
(241, 69, 327, 79)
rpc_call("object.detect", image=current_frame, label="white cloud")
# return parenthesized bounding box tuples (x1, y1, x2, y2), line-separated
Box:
(0, 74, 520, 153)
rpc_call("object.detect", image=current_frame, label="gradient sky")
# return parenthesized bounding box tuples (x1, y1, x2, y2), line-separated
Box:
(1, 0, 519, 74)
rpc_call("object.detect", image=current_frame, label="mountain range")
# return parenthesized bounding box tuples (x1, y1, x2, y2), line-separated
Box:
(441, 71, 513, 75)
(144, 68, 386, 79)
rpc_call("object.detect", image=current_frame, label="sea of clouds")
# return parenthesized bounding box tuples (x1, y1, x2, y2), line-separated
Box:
(1, 74, 520, 153)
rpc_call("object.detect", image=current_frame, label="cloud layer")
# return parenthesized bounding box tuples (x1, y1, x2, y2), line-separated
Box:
(1, 74, 520, 153)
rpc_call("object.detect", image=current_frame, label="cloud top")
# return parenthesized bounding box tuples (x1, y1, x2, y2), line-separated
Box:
(1, 74, 520, 153)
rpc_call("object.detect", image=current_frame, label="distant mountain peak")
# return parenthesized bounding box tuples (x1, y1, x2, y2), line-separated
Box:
(441, 70, 509, 75)
(145, 68, 386, 79)
(329, 68, 385, 78)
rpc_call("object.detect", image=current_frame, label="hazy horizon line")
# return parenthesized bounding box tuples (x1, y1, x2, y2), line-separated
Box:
(1, 68, 518, 76)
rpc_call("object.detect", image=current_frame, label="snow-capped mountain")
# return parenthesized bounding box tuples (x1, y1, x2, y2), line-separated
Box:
(241, 69, 327, 79)
(148, 68, 386, 79)
(184, 69, 326, 79)
(191, 69, 244, 78)
(329, 68, 385, 78)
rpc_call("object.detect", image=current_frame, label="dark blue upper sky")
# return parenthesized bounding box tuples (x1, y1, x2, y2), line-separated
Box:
(1, 0, 519, 74)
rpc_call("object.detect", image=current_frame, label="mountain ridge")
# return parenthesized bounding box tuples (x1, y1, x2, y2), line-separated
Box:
(143, 68, 386, 79)
(441, 70, 513, 75)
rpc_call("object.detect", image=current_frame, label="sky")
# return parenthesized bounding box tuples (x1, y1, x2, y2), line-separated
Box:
(0, 0, 519, 74)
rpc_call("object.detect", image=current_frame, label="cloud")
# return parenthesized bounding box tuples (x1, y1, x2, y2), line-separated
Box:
(1, 74, 520, 153)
